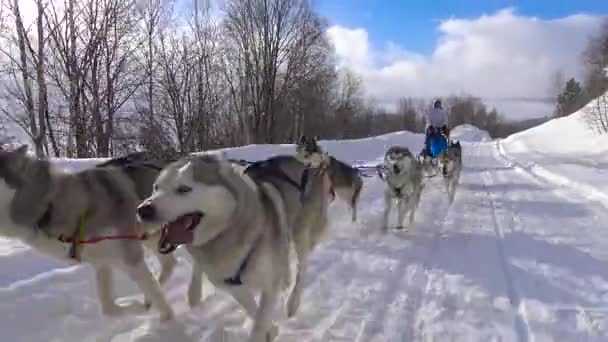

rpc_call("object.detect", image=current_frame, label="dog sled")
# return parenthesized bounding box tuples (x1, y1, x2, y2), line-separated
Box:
(417, 129, 462, 178)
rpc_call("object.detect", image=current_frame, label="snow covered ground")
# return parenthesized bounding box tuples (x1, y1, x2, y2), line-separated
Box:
(500, 109, 608, 206)
(450, 124, 492, 142)
(2, 115, 608, 341)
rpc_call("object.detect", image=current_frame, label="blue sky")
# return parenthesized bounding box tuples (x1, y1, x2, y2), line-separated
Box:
(318, 1, 607, 119)
(316, 0, 608, 55)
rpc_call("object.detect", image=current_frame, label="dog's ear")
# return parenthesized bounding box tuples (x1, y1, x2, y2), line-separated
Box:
(10, 144, 31, 171)
(15, 144, 28, 155)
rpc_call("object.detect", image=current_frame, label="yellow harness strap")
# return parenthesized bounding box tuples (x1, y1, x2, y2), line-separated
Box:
(69, 210, 90, 261)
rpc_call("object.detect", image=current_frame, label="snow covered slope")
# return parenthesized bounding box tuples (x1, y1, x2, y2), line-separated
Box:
(500, 98, 608, 205)
(2, 121, 608, 341)
(451, 124, 492, 142)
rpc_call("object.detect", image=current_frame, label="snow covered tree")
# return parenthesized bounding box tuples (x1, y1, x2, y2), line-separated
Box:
(583, 92, 608, 134)
(554, 78, 584, 118)
(582, 19, 608, 101)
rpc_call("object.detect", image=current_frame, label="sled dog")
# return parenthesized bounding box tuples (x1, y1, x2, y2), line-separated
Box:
(380, 146, 425, 230)
(0, 146, 177, 321)
(439, 140, 462, 203)
(137, 153, 332, 342)
(295, 135, 363, 222)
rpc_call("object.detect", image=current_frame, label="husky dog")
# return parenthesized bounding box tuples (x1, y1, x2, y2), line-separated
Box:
(380, 146, 425, 231)
(438, 141, 462, 203)
(295, 135, 363, 222)
(0, 146, 177, 321)
(136, 154, 332, 342)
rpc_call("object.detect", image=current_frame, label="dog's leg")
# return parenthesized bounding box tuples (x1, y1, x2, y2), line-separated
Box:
(143, 236, 177, 286)
(396, 197, 408, 230)
(250, 289, 279, 342)
(410, 188, 423, 225)
(157, 253, 177, 286)
(287, 242, 306, 318)
(224, 286, 258, 318)
(351, 180, 363, 222)
(188, 261, 204, 308)
(123, 260, 174, 321)
(448, 179, 456, 204)
(139, 231, 177, 309)
(94, 265, 147, 316)
(381, 191, 393, 231)
(95, 265, 123, 316)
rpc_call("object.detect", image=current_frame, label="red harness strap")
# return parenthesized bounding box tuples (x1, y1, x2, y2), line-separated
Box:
(58, 233, 148, 245)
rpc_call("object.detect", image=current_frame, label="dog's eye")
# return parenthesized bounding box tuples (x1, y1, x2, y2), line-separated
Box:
(153, 184, 158, 192)
(176, 185, 192, 194)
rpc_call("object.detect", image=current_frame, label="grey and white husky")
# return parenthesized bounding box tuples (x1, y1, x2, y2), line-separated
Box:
(0, 146, 177, 321)
(136, 153, 333, 342)
(295, 135, 363, 222)
(380, 146, 425, 231)
(438, 141, 462, 204)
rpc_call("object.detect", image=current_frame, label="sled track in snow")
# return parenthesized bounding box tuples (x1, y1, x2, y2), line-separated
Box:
(478, 142, 533, 342)
(408, 205, 453, 342)
(405, 163, 461, 342)
(495, 140, 608, 209)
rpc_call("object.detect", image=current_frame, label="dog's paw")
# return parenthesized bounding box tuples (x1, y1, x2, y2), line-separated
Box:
(267, 324, 279, 341)
(248, 325, 278, 342)
(122, 300, 151, 314)
(103, 300, 149, 317)
(144, 298, 152, 311)
(101, 305, 123, 317)
(158, 307, 175, 322)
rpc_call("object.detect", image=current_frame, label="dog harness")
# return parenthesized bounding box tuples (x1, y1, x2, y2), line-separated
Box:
(224, 235, 262, 286)
(393, 186, 403, 198)
(244, 160, 311, 202)
(36, 204, 147, 261)
(35, 204, 91, 261)
(223, 176, 282, 286)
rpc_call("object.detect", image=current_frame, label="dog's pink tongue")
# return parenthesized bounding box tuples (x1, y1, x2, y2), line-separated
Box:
(163, 218, 195, 244)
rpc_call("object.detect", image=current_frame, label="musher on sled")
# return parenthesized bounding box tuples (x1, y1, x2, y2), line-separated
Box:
(420, 98, 450, 158)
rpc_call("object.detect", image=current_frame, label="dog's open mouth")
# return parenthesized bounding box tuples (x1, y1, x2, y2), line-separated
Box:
(158, 212, 204, 254)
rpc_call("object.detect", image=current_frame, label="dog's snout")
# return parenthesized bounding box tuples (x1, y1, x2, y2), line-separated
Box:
(137, 203, 156, 221)
(393, 165, 400, 174)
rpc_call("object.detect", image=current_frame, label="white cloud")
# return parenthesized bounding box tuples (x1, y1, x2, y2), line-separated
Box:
(326, 8, 605, 120)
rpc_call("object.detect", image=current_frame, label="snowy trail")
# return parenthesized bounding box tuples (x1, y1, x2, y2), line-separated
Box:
(2, 128, 608, 341)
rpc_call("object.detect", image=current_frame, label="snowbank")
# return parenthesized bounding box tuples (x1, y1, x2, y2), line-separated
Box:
(500, 93, 608, 204)
(45, 130, 425, 172)
(502, 110, 608, 158)
(450, 124, 492, 142)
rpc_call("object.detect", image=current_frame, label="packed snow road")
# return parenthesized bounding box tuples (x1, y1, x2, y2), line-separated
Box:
(1, 137, 608, 342)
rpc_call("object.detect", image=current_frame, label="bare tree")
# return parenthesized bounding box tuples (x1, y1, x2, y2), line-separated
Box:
(333, 67, 364, 138)
(584, 92, 608, 134)
(582, 18, 608, 101)
(145, 0, 226, 153)
(222, 0, 330, 143)
(397, 97, 420, 133)
(43, 0, 143, 156)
